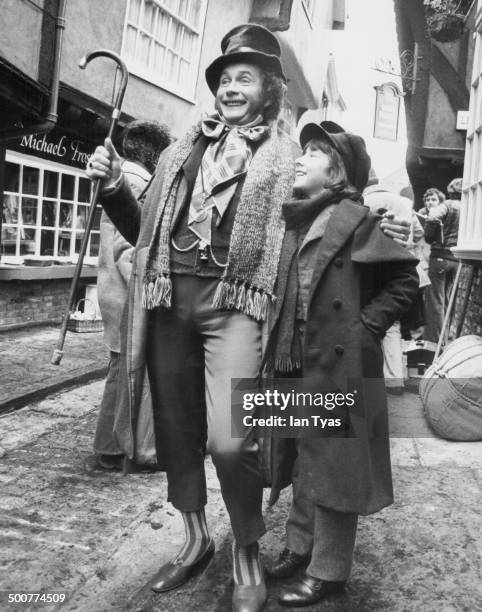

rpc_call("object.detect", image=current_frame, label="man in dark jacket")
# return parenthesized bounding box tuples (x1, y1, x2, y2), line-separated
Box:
(422, 178, 461, 345)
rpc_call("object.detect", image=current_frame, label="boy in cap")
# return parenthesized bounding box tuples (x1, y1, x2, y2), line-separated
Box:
(264, 123, 418, 606)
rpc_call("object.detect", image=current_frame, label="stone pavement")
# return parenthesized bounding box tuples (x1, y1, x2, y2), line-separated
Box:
(0, 378, 481, 612)
(0, 325, 108, 413)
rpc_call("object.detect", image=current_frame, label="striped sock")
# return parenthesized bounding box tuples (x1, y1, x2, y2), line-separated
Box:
(232, 541, 263, 586)
(174, 510, 211, 567)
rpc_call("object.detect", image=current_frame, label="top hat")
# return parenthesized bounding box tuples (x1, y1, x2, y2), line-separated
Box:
(299, 122, 371, 192)
(205, 23, 285, 94)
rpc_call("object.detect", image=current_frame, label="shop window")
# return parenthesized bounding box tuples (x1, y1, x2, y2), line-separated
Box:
(454, 4, 482, 261)
(1, 153, 101, 262)
(122, 0, 207, 100)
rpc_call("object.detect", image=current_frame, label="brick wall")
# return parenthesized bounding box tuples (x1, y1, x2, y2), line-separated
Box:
(451, 264, 482, 337)
(0, 280, 84, 329)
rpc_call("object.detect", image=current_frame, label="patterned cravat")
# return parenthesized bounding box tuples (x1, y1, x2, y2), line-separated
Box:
(188, 116, 269, 246)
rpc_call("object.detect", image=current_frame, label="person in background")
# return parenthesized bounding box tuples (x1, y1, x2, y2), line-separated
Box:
(364, 177, 426, 394)
(264, 123, 418, 607)
(420, 181, 461, 346)
(93, 119, 171, 470)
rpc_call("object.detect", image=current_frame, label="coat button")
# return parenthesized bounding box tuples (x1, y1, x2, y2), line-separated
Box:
(332, 298, 342, 310)
(334, 258, 343, 267)
(334, 344, 344, 355)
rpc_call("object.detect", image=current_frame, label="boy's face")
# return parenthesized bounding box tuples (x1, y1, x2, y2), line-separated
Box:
(294, 141, 332, 198)
(215, 63, 265, 126)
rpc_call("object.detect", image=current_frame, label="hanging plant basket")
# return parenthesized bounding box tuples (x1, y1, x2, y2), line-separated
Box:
(427, 11, 465, 42)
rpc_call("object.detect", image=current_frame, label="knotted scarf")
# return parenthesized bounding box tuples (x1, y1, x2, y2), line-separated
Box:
(188, 115, 269, 245)
(142, 116, 296, 321)
(270, 188, 360, 372)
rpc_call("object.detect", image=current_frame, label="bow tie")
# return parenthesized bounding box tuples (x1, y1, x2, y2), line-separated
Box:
(201, 115, 269, 143)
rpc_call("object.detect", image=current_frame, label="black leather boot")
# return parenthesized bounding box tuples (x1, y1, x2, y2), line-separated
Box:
(278, 572, 346, 607)
(264, 548, 310, 579)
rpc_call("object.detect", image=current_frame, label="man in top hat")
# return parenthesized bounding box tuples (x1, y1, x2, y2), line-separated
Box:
(86, 24, 411, 611)
(87, 23, 294, 612)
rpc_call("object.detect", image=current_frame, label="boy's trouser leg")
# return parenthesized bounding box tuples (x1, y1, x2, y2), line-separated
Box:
(306, 505, 358, 582)
(286, 454, 314, 556)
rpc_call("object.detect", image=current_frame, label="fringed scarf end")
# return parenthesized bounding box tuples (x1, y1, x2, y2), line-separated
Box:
(212, 280, 271, 321)
(274, 355, 301, 373)
(142, 275, 172, 310)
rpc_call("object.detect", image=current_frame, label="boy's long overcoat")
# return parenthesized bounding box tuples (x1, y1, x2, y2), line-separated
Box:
(267, 199, 419, 515)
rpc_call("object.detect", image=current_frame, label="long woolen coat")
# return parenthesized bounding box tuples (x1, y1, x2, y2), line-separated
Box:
(100, 134, 294, 464)
(267, 199, 419, 515)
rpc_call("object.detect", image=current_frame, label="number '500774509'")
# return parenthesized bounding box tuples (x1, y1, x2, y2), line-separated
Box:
(7, 592, 66, 603)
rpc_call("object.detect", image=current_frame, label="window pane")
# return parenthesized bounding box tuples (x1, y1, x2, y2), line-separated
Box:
(178, 0, 189, 20)
(89, 233, 100, 257)
(125, 25, 137, 57)
(57, 231, 71, 256)
(166, 50, 178, 80)
(1, 227, 17, 255)
(22, 198, 38, 225)
(42, 201, 57, 227)
(3, 194, 19, 224)
(128, 0, 141, 22)
(75, 205, 88, 230)
(5, 162, 20, 192)
(181, 30, 193, 57)
(141, 0, 155, 30)
(40, 230, 55, 256)
(20, 228, 36, 255)
(43, 170, 58, 197)
(152, 43, 165, 71)
(61, 174, 75, 200)
(179, 58, 190, 84)
(156, 11, 170, 40)
(23, 166, 39, 195)
(92, 206, 102, 231)
(74, 231, 85, 254)
(78, 177, 91, 203)
(187, 0, 201, 27)
(60, 202, 73, 228)
(168, 21, 182, 51)
(164, 0, 180, 14)
(138, 32, 151, 63)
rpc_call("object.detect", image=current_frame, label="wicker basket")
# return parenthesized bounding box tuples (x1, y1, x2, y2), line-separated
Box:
(67, 298, 103, 333)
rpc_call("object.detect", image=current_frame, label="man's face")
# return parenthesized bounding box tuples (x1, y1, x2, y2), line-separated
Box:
(424, 193, 440, 209)
(215, 63, 265, 126)
(293, 141, 332, 198)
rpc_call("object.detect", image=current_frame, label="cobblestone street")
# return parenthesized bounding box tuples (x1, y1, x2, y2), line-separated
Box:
(0, 376, 481, 612)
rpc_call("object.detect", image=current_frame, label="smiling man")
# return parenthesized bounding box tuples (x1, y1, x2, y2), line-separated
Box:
(86, 24, 296, 612)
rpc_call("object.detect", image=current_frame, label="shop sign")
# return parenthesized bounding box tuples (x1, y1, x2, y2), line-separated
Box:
(8, 129, 94, 169)
(373, 83, 401, 142)
(456, 110, 469, 131)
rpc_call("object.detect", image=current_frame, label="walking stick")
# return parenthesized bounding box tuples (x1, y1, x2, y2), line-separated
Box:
(51, 50, 128, 365)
